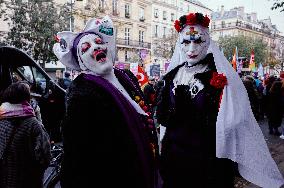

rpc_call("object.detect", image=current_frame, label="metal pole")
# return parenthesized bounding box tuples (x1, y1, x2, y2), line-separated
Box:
(69, 0, 73, 32)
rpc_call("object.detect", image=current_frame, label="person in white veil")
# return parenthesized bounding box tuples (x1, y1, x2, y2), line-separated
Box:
(156, 12, 284, 188)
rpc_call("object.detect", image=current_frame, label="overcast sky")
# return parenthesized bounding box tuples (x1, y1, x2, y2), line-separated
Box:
(201, 0, 284, 34)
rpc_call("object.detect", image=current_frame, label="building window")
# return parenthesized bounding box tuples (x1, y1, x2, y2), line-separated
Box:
(154, 8, 158, 18)
(171, 13, 174, 21)
(125, 4, 130, 18)
(112, 0, 118, 15)
(139, 30, 144, 44)
(163, 27, 166, 38)
(221, 21, 225, 28)
(155, 25, 158, 37)
(163, 11, 167, 20)
(212, 22, 216, 29)
(125, 28, 130, 45)
(125, 50, 129, 61)
(139, 8, 145, 21)
(187, 5, 190, 12)
(99, 0, 105, 12)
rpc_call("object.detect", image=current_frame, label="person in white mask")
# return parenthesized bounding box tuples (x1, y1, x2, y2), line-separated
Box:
(53, 16, 158, 188)
(157, 12, 284, 188)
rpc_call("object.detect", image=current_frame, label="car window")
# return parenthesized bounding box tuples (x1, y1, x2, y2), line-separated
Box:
(31, 66, 47, 94)
(16, 66, 47, 95)
(17, 66, 34, 84)
(12, 71, 23, 82)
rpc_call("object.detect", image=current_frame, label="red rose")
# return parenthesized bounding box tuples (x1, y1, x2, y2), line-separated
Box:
(174, 20, 181, 32)
(201, 15, 210, 27)
(210, 72, 227, 89)
(186, 13, 197, 25)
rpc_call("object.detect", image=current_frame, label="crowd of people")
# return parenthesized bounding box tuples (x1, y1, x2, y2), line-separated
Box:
(241, 73, 284, 138)
(0, 13, 284, 188)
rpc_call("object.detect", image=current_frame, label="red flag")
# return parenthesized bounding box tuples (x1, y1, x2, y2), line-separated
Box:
(136, 66, 148, 88)
(249, 49, 256, 71)
(231, 48, 237, 70)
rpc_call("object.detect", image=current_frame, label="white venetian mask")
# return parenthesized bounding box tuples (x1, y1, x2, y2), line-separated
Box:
(179, 25, 210, 66)
(77, 33, 113, 76)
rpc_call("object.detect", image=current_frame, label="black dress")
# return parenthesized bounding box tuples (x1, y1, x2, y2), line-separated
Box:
(61, 69, 158, 188)
(157, 54, 235, 188)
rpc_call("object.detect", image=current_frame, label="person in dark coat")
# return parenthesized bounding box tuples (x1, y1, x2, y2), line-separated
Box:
(60, 71, 72, 89)
(0, 81, 51, 188)
(53, 16, 158, 188)
(267, 80, 283, 136)
(143, 77, 157, 108)
(242, 76, 260, 121)
(263, 75, 278, 134)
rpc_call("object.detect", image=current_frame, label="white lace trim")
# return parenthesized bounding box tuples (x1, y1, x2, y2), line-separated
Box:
(172, 63, 208, 98)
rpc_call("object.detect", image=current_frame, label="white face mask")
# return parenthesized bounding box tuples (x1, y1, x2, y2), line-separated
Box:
(77, 33, 113, 76)
(179, 25, 210, 66)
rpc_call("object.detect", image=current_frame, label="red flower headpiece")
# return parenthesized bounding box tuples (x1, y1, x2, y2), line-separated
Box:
(174, 12, 210, 32)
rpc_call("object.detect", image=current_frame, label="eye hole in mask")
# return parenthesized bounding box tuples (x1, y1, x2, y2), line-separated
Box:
(81, 42, 91, 54)
(181, 37, 204, 45)
(194, 37, 203, 44)
(181, 39, 191, 45)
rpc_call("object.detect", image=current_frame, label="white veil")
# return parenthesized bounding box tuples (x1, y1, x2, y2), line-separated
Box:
(165, 38, 284, 188)
(210, 40, 284, 188)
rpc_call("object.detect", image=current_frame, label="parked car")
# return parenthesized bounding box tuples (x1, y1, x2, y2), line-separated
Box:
(0, 46, 66, 142)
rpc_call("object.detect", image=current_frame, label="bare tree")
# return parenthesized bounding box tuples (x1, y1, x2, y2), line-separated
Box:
(153, 29, 178, 60)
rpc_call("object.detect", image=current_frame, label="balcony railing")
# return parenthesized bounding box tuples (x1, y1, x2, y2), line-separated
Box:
(211, 22, 277, 36)
(116, 38, 151, 49)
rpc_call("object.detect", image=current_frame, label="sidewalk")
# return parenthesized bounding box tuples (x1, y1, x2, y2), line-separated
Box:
(235, 118, 284, 188)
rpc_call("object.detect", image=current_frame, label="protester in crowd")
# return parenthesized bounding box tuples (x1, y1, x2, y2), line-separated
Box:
(60, 71, 72, 90)
(243, 75, 260, 121)
(267, 80, 283, 136)
(143, 76, 157, 108)
(53, 16, 158, 188)
(263, 75, 278, 133)
(0, 81, 51, 188)
(30, 95, 42, 123)
(280, 80, 284, 139)
(156, 12, 284, 188)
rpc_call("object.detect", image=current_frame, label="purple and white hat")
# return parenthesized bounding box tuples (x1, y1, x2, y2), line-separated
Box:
(53, 15, 115, 70)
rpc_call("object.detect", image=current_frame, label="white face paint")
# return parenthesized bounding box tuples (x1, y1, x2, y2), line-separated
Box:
(77, 33, 113, 76)
(180, 25, 210, 66)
